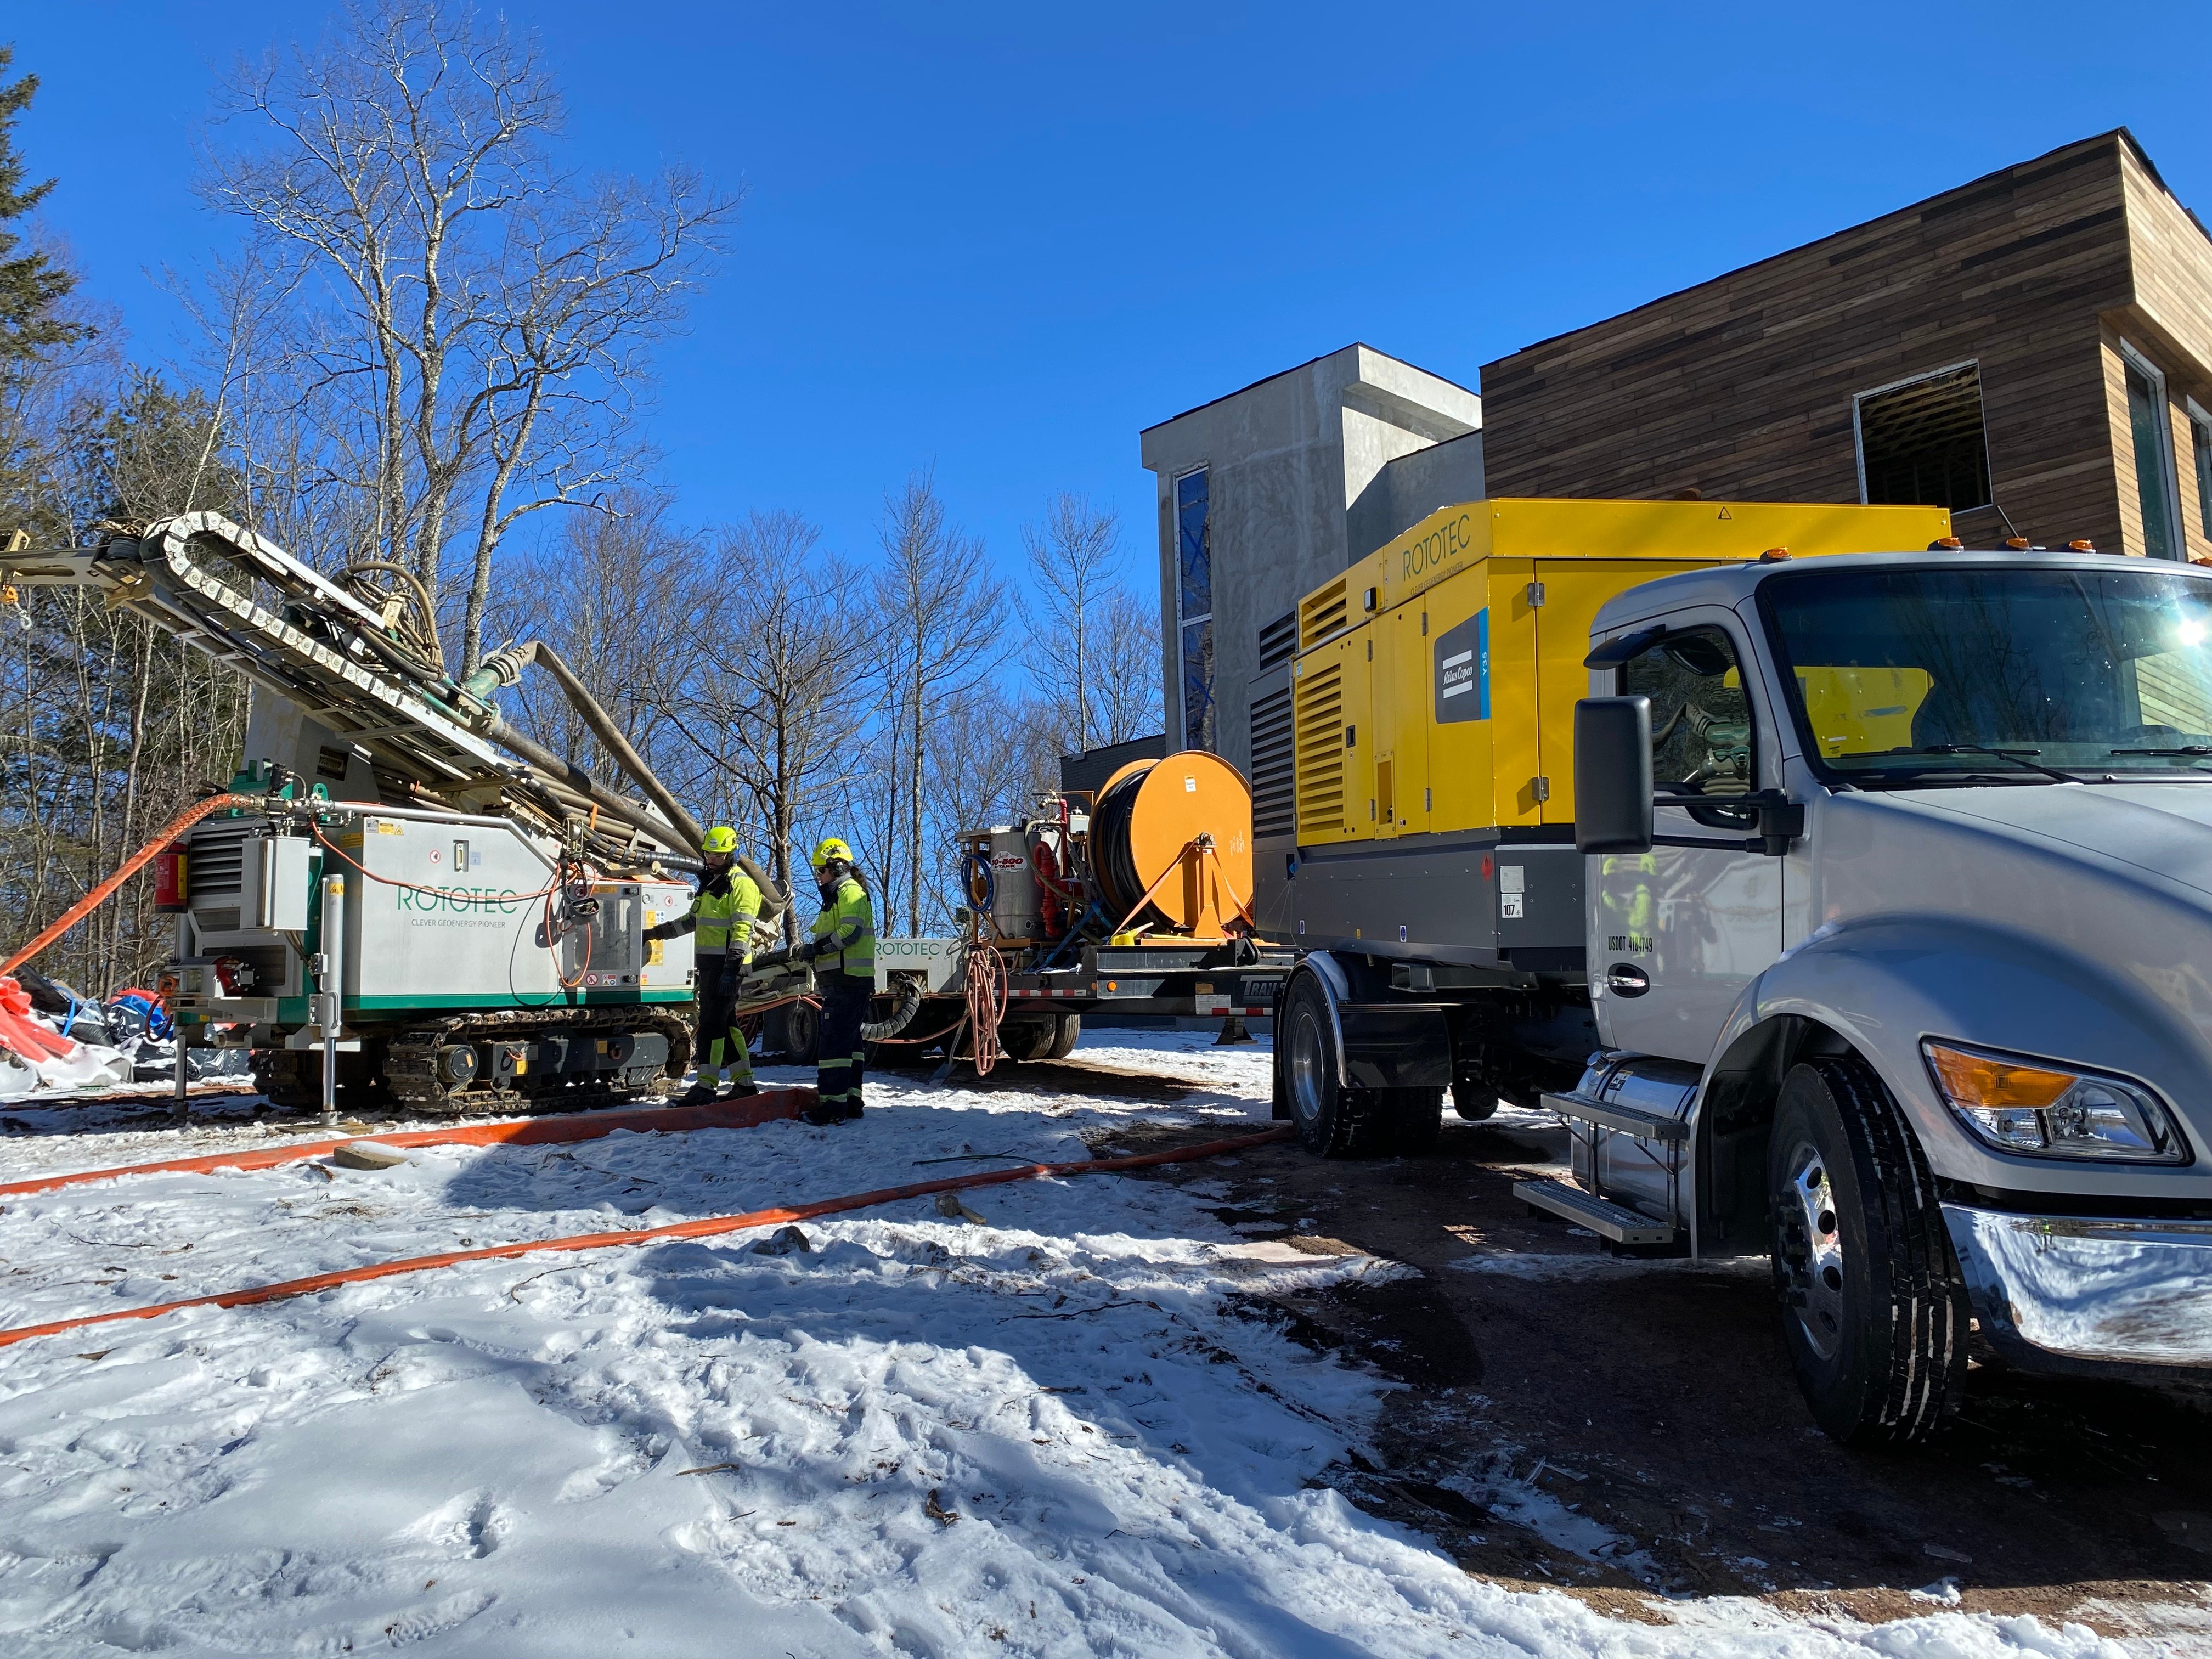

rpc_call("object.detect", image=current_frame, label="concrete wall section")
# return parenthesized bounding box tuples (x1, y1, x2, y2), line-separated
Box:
(1139, 345, 1479, 782)
(1348, 430, 1487, 562)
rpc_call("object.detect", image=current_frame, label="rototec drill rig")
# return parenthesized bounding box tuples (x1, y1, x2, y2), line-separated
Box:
(3, 512, 785, 1115)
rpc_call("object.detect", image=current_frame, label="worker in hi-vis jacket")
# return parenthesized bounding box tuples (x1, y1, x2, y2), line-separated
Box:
(643, 826, 761, 1103)
(796, 838, 874, 1125)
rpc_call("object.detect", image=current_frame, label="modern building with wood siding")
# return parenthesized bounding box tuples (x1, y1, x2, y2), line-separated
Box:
(1478, 130, 2212, 563)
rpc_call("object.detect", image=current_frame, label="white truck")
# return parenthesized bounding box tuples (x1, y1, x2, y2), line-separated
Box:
(1272, 510, 2212, 1442)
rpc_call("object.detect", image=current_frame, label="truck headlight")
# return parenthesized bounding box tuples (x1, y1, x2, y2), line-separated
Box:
(1923, 1041, 2190, 1164)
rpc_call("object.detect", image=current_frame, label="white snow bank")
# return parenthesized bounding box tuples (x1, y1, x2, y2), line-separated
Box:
(0, 1033, 2125, 1657)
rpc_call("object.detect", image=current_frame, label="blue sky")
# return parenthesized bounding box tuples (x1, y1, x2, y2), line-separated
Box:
(12, 2, 2210, 585)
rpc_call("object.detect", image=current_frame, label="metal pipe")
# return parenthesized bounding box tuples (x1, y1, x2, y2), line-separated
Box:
(319, 874, 345, 1127)
(465, 641, 787, 921)
(476, 719, 689, 849)
(172, 913, 191, 1120)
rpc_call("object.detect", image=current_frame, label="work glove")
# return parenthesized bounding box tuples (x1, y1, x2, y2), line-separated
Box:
(642, 920, 678, 942)
(716, 957, 741, 997)
(796, 936, 826, 962)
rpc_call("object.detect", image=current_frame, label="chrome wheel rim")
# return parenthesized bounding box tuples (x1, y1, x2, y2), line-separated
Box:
(1287, 1005, 1327, 1126)
(1780, 1138, 1846, 1359)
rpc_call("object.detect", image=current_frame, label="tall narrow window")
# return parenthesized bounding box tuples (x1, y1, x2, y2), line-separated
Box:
(1854, 363, 1991, 511)
(1176, 469, 1214, 750)
(2190, 399, 2212, 543)
(2121, 342, 2180, 560)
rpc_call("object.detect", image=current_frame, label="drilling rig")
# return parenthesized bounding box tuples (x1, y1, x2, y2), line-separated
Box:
(2, 513, 784, 1116)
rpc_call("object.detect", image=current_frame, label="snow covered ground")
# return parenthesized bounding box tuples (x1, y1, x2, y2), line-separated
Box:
(0, 1034, 2135, 1656)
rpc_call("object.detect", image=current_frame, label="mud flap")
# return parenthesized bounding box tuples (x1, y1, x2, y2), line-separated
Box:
(1338, 1005, 1453, 1089)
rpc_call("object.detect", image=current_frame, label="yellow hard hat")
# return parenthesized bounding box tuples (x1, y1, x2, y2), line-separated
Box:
(810, 837, 853, 869)
(702, 826, 738, 855)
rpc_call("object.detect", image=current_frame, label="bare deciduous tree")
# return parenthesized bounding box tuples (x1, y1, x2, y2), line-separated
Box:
(1088, 588, 1166, 747)
(205, 0, 736, 669)
(1019, 493, 1120, 755)
(491, 488, 685, 779)
(659, 511, 855, 937)
(870, 473, 1003, 934)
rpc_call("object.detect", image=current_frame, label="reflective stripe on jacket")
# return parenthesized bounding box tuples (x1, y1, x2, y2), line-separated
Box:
(808, 876, 874, 977)
(689, 871, 761, 960)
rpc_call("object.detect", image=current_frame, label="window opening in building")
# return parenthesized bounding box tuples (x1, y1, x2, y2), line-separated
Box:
(1854, 363, 1991, 512)
(2190, 399, 2212, 543)
(2121, 343, 2181, 560)
(1176, 469, 1214, 750)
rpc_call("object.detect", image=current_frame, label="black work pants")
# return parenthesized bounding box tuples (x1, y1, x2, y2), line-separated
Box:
(815, 971, 870, 1115)
(695, 958, 751, 1085)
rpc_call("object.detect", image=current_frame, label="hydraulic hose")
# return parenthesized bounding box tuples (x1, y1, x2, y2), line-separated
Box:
(1090, 763, 1155, 927)
(0, 1125, 1296, 1351)
(861, 977, 925, 1042)
(0, 793, 262, 977)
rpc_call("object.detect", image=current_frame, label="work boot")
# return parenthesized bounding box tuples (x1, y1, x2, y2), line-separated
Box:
(678, 1081, 719, 1105)
(838, 1100, 865, 1122)
(800, 1098, 847, 1126)
(724, 1079, 761, 1099)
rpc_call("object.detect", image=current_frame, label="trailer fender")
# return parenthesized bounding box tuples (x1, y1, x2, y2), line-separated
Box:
(1696, 914, 2210, 1207)
(1273, 952, 1451, 1116)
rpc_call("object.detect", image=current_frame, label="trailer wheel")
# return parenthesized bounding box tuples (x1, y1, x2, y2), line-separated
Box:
(767, 1000, 820, 1066)
(1451, 1081, 1500, 1122)
(1768, 1055, 1967, 1446)
(1280, 974, 1383, 1157)
(1384, 1087, 1446, 1155)
(1047, 1012, 1081, 1059)
(998, 1019, 1058, 1063)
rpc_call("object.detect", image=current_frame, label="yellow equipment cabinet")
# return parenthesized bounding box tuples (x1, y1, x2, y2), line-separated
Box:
(1286, 498, 1950, 956)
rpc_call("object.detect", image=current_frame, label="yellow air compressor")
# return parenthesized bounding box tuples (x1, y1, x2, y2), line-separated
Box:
(1288, 497, 1952, 954)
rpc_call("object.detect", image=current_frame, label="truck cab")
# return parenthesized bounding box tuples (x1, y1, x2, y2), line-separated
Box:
(1274, 516, 2212, 1442)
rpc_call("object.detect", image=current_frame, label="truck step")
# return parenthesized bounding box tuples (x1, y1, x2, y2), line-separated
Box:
(1513, 1177, 1679, 1245)
(1541, 1090, 1688, 1142)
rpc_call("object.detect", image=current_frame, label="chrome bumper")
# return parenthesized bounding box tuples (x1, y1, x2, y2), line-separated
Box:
(1942, 1203, 2212, 1368)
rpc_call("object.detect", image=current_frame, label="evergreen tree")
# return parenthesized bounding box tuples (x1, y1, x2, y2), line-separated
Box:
(0, 44, 84, 364)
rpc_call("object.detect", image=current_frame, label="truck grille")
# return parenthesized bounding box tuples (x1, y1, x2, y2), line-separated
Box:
(1294, 662, 1345, 834)
(1250, 685, 1295, 838)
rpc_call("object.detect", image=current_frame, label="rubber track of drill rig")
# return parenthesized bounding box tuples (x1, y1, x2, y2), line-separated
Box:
(258, 1007, 695, 1116)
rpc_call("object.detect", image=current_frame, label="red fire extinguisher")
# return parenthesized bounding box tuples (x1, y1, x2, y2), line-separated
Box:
(154, 842, 189, 912)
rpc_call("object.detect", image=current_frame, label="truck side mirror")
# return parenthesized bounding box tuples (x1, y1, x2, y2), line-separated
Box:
(1575, 697, 1654, 854)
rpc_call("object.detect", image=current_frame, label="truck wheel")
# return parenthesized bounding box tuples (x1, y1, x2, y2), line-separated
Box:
(1047, 1012, 1081, 1059)
(1451, 1080, 1499, 1122)
(1280, 975, 1383, 1157)
(1768, 1055, 1967, 1446)
(1385, 1087, 1446, 1155)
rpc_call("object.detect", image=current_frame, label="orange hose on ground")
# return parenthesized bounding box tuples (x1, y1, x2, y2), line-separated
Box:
(0, 1090, 812, 1201)
(0, 794, 261, 978)
(0, 1124, 1294, 1350)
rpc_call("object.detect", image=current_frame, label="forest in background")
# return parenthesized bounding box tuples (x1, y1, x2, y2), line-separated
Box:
(0, 3, 1164, 997)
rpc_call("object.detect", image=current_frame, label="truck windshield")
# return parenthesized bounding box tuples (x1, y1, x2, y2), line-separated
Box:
(1762, 563, 2212, 782)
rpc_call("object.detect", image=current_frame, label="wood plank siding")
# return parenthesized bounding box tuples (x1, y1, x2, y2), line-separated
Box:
(1480, 132, 2212, 561)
